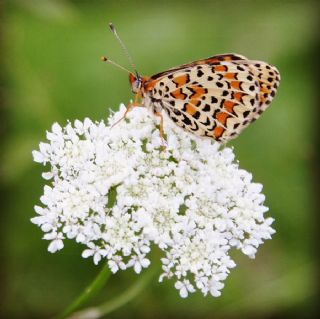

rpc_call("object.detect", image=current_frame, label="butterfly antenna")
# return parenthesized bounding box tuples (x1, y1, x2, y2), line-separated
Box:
(109, 22, 138, 75)
(100, 56, 132, 74)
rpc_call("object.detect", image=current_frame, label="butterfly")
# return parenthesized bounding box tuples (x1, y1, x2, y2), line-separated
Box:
(103, 24, 280, 143)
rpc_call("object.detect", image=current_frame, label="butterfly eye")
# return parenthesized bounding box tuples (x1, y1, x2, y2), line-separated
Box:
(131, 77, 142, 93)
(136, 78, 142, 88)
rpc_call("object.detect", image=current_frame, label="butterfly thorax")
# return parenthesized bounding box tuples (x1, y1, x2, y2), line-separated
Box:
(129, 73, 162, 113)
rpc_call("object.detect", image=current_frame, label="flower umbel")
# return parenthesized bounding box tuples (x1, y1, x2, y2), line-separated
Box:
(32, 105, 275, 298)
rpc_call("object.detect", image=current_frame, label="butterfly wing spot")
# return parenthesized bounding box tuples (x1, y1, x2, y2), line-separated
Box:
(230, 81, 242, 90)
(211, 96, 218, 104)
(213, 65, 228, 72)
(190, 99, 201, 107)
(197, 69, 204, 77)
(185, 103, 197, 116)
(203, 104, 211, 112)
(189, 86, 207, 99)
(173, 74, 190, 88)
(223, 100, 236, 113)
(145, 79, 158, 91)
(213, 126, 225, 139)
(232, 92, 245, 102)
(260, 86, 271, 94)
(170, 89, 187, 100)
(243, 111, 250, 118)
(216, 112, 229, 125)
(224, 72, 237, 79)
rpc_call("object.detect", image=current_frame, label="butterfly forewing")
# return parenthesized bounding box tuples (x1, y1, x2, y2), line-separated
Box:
(149, 53, 247, 81)
(142, 54, 280, 142)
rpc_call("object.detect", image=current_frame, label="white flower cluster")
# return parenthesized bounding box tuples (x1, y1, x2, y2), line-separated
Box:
(32, 104, 275, 298)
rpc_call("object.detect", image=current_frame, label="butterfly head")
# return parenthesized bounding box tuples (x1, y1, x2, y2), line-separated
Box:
(129, 72, 143, 94)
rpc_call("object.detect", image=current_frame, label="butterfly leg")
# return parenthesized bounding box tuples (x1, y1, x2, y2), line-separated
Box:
(111, 93, 142, 128)
(154, 111, 167, 148)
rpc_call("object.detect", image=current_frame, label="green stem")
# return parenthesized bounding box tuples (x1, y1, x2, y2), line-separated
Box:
(54, 263, 111, 319)
(68, 266, 157, 319)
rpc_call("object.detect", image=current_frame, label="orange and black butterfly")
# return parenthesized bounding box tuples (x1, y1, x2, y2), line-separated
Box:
(102, 24, 280, 142)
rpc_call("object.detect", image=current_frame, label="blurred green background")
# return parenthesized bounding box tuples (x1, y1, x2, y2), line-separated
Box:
(1, 0, 318, 318)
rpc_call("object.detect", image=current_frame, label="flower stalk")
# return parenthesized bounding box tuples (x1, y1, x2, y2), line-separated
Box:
(55, 263, 111, 319)
(67, 265, 156, 319)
